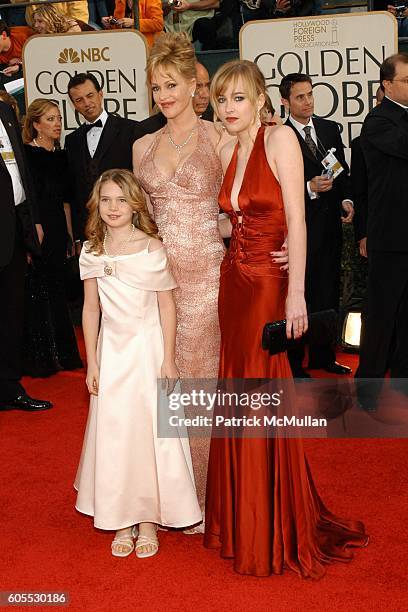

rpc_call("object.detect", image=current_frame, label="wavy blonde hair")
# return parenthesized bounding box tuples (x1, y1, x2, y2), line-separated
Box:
(22, 98, 60, 144)
(85, 169, 160, 255)
(146, 32, 196, 84)
(31, 5, 75, 33)
(210, 60, 266, 125)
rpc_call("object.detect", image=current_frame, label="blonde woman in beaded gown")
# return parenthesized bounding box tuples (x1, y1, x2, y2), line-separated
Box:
(133, 33, 226, 528)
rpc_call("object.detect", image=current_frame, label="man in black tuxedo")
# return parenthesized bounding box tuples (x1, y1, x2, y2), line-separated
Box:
(65, 72, 164, 243)
(356, 53, 408, 379)
(279, 73, 354, 377)
(0, 101, 51, 411)
(351, 87, 384, 260)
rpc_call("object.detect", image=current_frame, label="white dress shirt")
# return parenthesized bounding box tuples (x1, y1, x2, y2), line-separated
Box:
(86, 109, 108, 158)
(289, 114, 352, 207)
(289, 115, 319, 200)
(385, 95, 408, 110)
(0, 118, 26, 206)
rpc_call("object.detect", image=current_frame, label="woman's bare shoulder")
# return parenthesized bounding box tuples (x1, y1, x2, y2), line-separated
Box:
(133, 131, 156, 154)
(265, 124, 296, 145)
(132, 132, 158, 171)
(219, 138, 236, 173)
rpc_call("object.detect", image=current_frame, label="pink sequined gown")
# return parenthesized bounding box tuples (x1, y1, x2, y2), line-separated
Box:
(138, 120, 225, 515)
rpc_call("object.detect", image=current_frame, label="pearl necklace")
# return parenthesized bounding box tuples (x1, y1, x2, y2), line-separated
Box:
(167, 123, 198, 156)
(103, 224, 135, 275)
(33, 138, 55, 152)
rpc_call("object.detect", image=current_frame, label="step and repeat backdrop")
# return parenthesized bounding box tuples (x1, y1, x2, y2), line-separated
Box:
(23, 30, 150, 142)
(22, 12, 397, 145)
(241, 11, 397, 147)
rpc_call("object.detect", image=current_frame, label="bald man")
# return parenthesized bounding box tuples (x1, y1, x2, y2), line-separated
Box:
(193, 62, 212, 120)
(193, 62, 210, 117)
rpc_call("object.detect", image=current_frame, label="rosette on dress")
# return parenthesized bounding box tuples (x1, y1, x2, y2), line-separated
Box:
(79, 242, 177, 291)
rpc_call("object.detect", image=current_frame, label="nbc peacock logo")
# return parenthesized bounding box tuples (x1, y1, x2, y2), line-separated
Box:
(58, 48, 80, 64)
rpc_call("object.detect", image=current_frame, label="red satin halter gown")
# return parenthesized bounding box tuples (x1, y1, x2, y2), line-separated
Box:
(204, 127, 368, 578)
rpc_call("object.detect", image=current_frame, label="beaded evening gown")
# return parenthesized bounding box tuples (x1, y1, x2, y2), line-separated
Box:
(23, 145, 82, 377)
(204, 127, 368, 577)
(138, 120, 225, 517)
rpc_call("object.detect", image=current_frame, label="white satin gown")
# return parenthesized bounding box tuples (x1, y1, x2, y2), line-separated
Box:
(74, 242, 201, 530)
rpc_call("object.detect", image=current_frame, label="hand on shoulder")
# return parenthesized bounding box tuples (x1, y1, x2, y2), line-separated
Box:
(202, 119, 234, 153)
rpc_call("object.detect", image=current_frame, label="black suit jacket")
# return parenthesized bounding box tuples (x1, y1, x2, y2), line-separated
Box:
(286, 116, 352, 255)
(350, 136, 368, 244)
(360, 96, 408, 252)
(65, 113, 164, 241)
(0, 101, 40, 267)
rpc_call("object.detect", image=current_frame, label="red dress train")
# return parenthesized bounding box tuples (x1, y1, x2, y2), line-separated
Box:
(204, 127, 368, 578)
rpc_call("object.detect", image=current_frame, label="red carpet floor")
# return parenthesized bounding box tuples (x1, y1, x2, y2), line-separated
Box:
(1, 350, 407, 612)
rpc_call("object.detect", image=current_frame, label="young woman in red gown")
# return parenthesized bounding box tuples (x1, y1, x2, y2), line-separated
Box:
(204, 60, 368, 578)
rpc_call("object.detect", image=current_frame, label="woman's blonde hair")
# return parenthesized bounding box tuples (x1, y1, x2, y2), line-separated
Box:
(210, 60, 266, 123)
(85, 169, 160, 254)
(22, 98, 60, 144)
(146, 32, 196, 84)
(31, 5, 73, 33)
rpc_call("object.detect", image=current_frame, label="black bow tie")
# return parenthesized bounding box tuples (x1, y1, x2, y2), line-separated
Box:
(84, 119, 103, 133)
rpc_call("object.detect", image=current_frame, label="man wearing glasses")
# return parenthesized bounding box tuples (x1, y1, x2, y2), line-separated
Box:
(356, 53, 408, 382)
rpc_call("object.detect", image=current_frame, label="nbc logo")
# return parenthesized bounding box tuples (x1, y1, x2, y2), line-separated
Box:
(57, 47, 110, 63)
(58, 48, 80, 64)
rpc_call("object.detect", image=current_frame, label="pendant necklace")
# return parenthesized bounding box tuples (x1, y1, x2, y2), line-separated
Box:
(167, 122, 198, 156)
(103, 223, 135, 275)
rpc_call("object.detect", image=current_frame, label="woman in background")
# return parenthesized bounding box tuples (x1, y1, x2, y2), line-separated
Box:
(23, 99, 82, 376)
(30, 4, 93, 33)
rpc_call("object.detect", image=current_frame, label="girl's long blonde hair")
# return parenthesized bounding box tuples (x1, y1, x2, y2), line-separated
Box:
(85, 169, 160, 255)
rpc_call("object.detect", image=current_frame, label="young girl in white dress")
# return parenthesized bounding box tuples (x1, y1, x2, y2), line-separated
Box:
(74, 169, 201, 558)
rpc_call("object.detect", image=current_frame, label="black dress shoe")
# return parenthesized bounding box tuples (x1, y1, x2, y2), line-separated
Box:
(324, 362, 352, 375)
(0, 393, 53, 412)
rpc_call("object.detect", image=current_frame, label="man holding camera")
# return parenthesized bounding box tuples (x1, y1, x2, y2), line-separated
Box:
(279, 73, 353, 377)
(101, 0, 164, 46)
(372, 2, 408, 37)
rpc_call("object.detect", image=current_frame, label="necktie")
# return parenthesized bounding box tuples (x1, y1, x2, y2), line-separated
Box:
(84, 119, 103, 133)
(303, 125, 318, 157)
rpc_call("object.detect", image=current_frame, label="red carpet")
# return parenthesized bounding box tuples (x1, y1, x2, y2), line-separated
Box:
(1, 348, 407, 612)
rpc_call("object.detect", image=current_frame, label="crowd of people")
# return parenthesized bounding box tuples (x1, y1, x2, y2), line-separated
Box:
(1, 0, 408, 66)
(0, 3, 407, 580)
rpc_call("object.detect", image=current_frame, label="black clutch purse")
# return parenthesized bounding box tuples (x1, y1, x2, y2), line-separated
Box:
(262, 309, 338, 356)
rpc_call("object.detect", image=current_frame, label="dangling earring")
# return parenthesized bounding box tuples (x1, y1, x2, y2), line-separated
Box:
(38, 132, 42, 140)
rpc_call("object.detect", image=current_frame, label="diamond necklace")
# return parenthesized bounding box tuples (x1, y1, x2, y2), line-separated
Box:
(103, 223, 135, 272)
(167, 122, 198, 156)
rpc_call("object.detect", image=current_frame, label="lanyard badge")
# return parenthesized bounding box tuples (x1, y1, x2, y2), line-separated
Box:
(321, 148, 343, 179)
